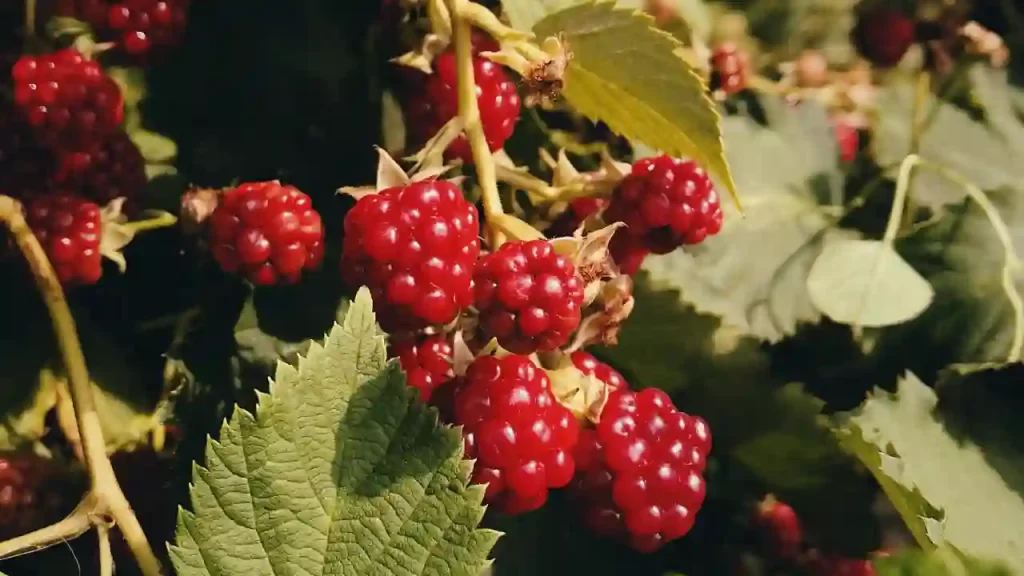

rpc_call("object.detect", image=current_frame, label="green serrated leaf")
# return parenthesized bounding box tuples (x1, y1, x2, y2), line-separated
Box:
(130, 128, 178, 165)
(807, 239, 934, 328)
(171, 288, 499, 576)
(532, 2, 737, 206)
(835, 372, 1024, 572)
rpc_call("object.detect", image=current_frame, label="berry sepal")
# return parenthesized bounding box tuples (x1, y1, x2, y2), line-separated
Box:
(337, 147, 457, 201)
(545, 359, 613, 424)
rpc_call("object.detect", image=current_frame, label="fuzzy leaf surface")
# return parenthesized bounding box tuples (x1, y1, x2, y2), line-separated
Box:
(532, 2, 737, 204)
(640, 102, 853, 341)
(170, 288, 499, 576)
(835, 370, 1024, 571)
(807, 239, 934, 327)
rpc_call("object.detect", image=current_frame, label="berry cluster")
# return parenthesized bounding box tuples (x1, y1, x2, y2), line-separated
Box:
(52, 0, 191, 59)
(851, 6, 916, 68)
(391, 333, 455, 402)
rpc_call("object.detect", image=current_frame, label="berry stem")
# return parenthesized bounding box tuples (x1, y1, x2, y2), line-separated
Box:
(23, 0, 35, 40)
(445, 0, 506, 246)
(98, 522, 114, 576)
(0, 496, 93, 558)
(0, 195, 165, 576)
(123, 211, 179, 234)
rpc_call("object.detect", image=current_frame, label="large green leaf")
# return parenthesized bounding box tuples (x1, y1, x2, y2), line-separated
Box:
(873, 547, 1013, 576)
(639, 102, 854, 341)
(170, 288, 499, 576)
(835, 369, 1024, 572)
(532, 2, 737, 204)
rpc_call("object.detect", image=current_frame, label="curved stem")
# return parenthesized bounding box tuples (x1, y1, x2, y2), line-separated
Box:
(883, 155, 919, 246)
(123, 212, 178, 234)
(98, 522, 113, 576)
(0, 497, 94, 559)
(445, 0, 505, 247)
(0, 195, 165, 576)
(23, 0, 35, 41)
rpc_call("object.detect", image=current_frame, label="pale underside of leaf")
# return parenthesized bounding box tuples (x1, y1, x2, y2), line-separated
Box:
(170, 288, 499, 576)
(532, 2, 737, 207)
(837, 374, 1024, 571)
(807, 239, 935, 328)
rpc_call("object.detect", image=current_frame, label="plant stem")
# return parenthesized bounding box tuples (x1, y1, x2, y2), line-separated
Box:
(445, 0, 505, 247)
(23, 0, 35, 41)
(900, 70, 930, 231)
(98, 523, 113, 576)
(0, 499, 94, 558)
(123, 211, 178, 234)
(0, 195, 165, 576)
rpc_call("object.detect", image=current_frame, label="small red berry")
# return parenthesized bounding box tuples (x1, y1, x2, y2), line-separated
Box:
(605, 155, 723, 256)
(391, 333, 455, 402)
(546, 198, 607, 238)
(710, 42, 750, 95)
(568, 387, 711, 552)
(756, 497, 803, 562)
(340, 180, 480, 333)
(25, 194, 104, 286)
(403, 50, 521, 163)
(58, 129, 147, 212)
(832, 117, 859, 164)
(11, 49, 124, 153)
(209, 181, 325, 285)
(570, 351, 629, 390)
(455, 354, 579, 514)
(52, 0, 190, 59)
(608, 232, 650, 276)
(852, 6, 916, 68)
(473, 239, 584, 354)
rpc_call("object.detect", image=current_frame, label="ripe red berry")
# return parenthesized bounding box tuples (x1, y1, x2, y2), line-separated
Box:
(391, 333, 454, 402)
(11, 49, 124, 153)
(473, 239, 584, 354)
(756, 497, 803, 562)
(608, 232, 650, 276)
(832, 117, 859, 164)
(710, 42, 750, 95)
(25, 194, 105, 286)
(0, 107, 57, 202)
(546, 198, 606, 238)
(0, 453, 81, 541)
(455, 354, 579, 514)
(571, 351, 628, 390)
(340, 180, 480, 333)
(51, 0, 190, 59)
(568, 387, 711, 552)
(403, 50, 521, 163)
(851, 6, 916, 68)
(59, 129, 147, 212)
(605, 155, 723, 255)
(209, 181, 325, 286)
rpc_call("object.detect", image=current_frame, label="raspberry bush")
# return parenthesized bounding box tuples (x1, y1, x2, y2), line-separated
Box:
(0, 0, 1023, 575)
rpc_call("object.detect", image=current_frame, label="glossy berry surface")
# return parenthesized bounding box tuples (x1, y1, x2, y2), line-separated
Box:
(25, 194, 104, 286)
(609, 232, 651, 276)
(710, 42, 750, 95)
(473, 239, 584, 354)
(11, 49, 124, 153)
(605, 155, 723, 256)
(851, 6, 916, 68)
(60, 129, 147, 212)
(341, 180, 480, 333)
(569, 387, 712, 552)
(756, 497, 802, 562)
(571, 351, 628, 390)
(391, 333, 454, 402)
(51, 0, 190, 59)
(0, 453, 80, 540)
(404, 51, 521, 163)
(209, 181, 325, 286)
(455, 354, 579, 514)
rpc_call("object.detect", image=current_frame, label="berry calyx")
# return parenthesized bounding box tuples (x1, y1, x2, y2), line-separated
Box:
(710, 42, 750, 95)
(0, 452, 82, 541)
(25, 194, 105, 286)
(605, 155, 723, 255)
(570, 351, 628, 391)
(340, 179, 480, 333)
(455, 354, 579, 514)
(11, 49, 124, 153)
(569, 387, 711, 552)
(208, 181, 325, 285)
(756, 496, 803, 562)
(473, 239, 585, 354)
(403, 50, 521, 163)
(391, 333, 455, 402)
(851, 6, 917, 68)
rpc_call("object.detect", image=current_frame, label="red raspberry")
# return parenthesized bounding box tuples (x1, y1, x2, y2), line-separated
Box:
(25, 194, 105, 286)
(403, 50, 521, 163)
(340, 180, 480, 333)
(605, 155, 723, 255)
(710, 42, 750, 95)
(50, 0, 190, 59)
(11, 49, 124, 153)
(473, 239, 584, 354)
(208, 181, 325, 286)
(568, 387, 711, 552)
(609, 232, 650, 276)
(0, 108, 58, 202)
(59, 129, 147, 212)
(546, 198, 606, 238)
(0, 453, 82, 541)
(832, 117, 859, 164)
(455, 354, 579, 514)
(391, 333, 454, 402)
(570, 351, 628, 390)
(756, 497, 803, 562)
(851, 6, 916, 68)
